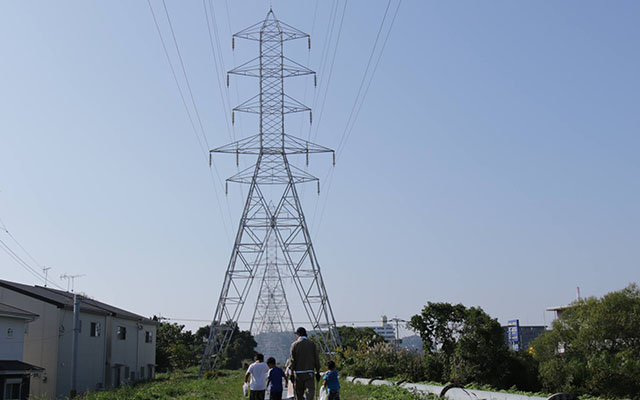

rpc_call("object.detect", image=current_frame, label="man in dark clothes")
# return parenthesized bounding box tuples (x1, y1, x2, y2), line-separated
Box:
(289, 327, 321, 400)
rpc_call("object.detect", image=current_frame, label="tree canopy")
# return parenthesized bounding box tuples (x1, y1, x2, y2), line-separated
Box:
(532, 283, 640, 398)
(155, 321, 256, 372)
(409, 302, 512, 388)
(337, 326, 386, 350)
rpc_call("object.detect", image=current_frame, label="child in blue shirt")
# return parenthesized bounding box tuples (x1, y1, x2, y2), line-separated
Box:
(322, 360, 340, 400)
(266, 357, 287, 400)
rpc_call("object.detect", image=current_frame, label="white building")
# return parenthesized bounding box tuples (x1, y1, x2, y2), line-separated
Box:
(0, 303, 43, 400)
(371, 316, 396, 343)
(0, 279, 157, 399)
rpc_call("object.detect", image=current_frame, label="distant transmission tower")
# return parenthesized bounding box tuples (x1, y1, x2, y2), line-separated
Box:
(250, 215, 295, 335)
(201, 10, 340, 373)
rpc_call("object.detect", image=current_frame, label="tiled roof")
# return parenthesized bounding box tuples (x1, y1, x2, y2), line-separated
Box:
(0, 360, 44, 372)
(0, 280, 156, 324)
(0, 303, 38, 320)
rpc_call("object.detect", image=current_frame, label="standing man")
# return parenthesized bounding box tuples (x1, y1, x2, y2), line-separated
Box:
(289, 327, 321, 400)
(245, 353, 269, 400)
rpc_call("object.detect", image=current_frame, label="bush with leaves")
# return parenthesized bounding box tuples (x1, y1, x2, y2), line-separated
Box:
(336, 342, 428, 382)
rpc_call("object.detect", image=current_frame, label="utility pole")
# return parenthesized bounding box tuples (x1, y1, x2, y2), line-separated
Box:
(70, 293, 81, 398)
(201, 10, 340, 374)
(390, 317, 406, 346)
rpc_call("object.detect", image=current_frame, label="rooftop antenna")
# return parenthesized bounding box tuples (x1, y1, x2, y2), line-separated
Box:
(42, 266, 51, 287)
(60, 274, 85, 293)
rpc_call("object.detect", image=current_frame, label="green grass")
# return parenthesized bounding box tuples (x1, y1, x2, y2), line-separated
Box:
(77, 368, 434, 399)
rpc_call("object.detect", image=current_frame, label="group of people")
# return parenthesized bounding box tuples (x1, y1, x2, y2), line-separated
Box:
(244, 327, 340, 400)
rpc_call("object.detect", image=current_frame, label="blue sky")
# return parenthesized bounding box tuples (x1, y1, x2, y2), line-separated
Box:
(1, 1, 638, 334)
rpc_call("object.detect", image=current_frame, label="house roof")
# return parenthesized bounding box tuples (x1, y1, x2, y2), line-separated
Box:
(0, 303, 39, 321)
(0, 280, 156, 325)
(0, 360, 44, 374)
(546, 305, 573, 312)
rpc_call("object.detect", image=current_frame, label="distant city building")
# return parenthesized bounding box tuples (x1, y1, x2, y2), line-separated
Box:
(0, 279, 157, 400)
(0, 303, 43, 399)
(502, 320, 545, 352)
(367, 316, 396, 343)
(546, 305, 573, 320)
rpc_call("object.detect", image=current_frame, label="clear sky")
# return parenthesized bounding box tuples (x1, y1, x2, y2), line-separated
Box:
(1, 1, 638, 335)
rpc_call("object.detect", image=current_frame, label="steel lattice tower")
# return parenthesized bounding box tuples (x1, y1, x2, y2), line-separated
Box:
(201, 10, 340, 373)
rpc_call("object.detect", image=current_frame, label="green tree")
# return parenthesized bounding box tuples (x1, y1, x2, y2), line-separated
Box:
(156, 322, 198, 372)
(337, 326, 386, 350)
(197, 323, 257, 369)
(532, 284, 640, 399)
(409, 302, 511, 388)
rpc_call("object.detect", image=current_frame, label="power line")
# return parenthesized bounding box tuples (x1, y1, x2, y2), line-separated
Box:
(336, 0, 392, 153)
(147, 0, 233, 244)
(202, 0, 234, 142)
(161, 0, 211, 150)
(0, 238, 65, 291)
(337, 0, 402, 157)
(312, 0, 402, 238)
(310, 0, 349, 144)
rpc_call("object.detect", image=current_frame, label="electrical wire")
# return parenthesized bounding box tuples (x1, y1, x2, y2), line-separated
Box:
(337, 0, 402, 157)
(312, 0, 402, 238)
(202, 0, 234, 142)
(161, 0, 211, 150)
(0, 238, 65, 291)
(336, 0, 392, 153)
(147, 0, 233, 244)
(310, 0, 349, 144)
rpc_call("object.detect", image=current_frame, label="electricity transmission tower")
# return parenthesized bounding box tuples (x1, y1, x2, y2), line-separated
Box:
(201, 10, 340, 373)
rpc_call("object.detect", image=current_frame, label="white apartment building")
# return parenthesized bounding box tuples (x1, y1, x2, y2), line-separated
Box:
(0, 279, 157, 399)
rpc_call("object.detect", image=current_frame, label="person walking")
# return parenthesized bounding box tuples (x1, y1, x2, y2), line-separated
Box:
(245, 353, 269, 400)
(266, 357, 287, 400)
(289, 327, 321, 400)
(322, 360, 340, 400)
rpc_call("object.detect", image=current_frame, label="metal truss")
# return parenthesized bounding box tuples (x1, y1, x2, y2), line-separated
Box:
(249, 222, 294, 334)
(201, 10, 340, 373)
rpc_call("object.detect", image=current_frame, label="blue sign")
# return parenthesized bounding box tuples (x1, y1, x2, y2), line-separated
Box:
(507, 319, 520, 351)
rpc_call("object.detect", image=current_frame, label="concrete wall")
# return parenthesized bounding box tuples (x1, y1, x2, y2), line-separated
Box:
(107, 317, 156, 386)
(0, 316, 27, 360)
(0, 287, 61, 399)
(55, 310, 108, 398)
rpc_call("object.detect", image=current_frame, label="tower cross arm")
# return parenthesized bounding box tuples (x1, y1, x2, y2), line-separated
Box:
(210, 134, 333, 156)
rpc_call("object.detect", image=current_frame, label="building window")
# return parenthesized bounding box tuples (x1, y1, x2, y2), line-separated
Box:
(117, 326, 126, 340)
(145, 331, 153, 343)
(4, 378, 22, 400)
(90, 322, 102, 337)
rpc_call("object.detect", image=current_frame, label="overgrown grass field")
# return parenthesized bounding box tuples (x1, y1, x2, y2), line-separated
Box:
(77, 368, 434, 399)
